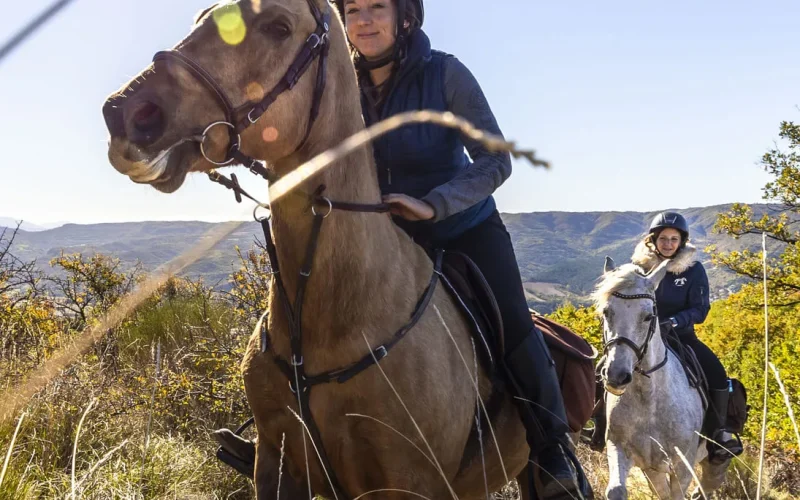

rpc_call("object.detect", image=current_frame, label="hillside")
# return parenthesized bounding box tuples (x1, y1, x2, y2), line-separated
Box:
(4, 204, 770, 311)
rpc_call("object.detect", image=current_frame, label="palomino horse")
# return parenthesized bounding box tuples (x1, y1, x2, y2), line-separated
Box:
(101, 0, 542, 498)
(593, 258, 729, 500)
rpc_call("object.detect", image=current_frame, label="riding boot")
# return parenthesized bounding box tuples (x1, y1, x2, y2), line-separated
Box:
(705, 388, 744, 464)
(583, 398, 607, 452)
(505, 328, 584, 498)
(212, 428, 256, 478)
(580, 378, 607, 452)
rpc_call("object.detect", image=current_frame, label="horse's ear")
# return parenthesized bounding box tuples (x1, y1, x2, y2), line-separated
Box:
(604, 256, 616, 274)
(646, 259, 670, 288)
(193, 4, 218, 26)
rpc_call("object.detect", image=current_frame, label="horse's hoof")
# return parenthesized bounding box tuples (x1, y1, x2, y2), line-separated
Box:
(605, 486, 627, 500)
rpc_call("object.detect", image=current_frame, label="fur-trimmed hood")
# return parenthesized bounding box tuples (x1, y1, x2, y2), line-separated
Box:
(631, 239, 698, 275)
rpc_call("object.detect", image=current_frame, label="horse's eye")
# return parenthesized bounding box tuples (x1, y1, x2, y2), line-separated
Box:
(643, 314, 654, 323)
(261, 20, 291, 40)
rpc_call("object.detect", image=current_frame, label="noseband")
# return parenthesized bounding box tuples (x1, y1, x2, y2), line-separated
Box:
(152, 0, 332, 174)
(603, 291, 668, 377)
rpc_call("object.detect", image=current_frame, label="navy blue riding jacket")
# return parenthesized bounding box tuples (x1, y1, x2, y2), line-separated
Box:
(656, 261, 711, 341)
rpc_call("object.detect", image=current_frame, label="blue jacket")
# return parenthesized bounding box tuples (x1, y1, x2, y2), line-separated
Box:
(632, 241, 711, 340)
(359, 30, 496, 244)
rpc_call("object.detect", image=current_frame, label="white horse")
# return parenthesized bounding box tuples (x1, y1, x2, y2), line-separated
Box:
(593, 257, 730, 499)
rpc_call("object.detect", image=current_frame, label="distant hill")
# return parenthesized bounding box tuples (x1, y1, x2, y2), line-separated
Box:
(504, 204, 768, 311)
(0, 217, 63, 232)
(6, 204, 771, 312)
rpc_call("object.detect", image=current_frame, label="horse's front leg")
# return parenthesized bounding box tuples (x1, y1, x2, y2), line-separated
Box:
(605, 441, 632, 500)
(669, 446, 697, 500)
(669, 468, 694, 500)
(642, 468, 671, 499)
(254, 438, 304, 500)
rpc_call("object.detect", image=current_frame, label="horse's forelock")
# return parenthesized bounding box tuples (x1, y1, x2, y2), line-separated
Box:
(592, 264, 647, 313)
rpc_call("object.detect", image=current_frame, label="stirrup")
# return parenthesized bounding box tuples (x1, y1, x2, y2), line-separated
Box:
(708, 432, 744, 465)
(213, 418, 255, 478)
(216, 445, 255, 477)
(580, 419, 605, 452)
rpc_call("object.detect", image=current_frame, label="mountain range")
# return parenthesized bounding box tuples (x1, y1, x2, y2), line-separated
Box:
(2, 204, 768, 312)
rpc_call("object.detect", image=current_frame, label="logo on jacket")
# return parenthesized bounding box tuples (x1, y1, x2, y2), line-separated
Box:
(674, 277, 688, 287)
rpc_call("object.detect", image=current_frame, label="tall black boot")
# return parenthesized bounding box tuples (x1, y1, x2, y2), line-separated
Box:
(581, 397, 607, 452)
(212, 425, 256, 478)
(706, 388, 743, 464)
(580, 379, 607, 452)
(505, 328, 585, 498)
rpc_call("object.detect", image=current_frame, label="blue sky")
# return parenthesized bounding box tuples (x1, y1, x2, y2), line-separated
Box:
(0, 0, 797, 224)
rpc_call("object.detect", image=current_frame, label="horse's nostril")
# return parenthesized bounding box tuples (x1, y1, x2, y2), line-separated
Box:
(132, 101, 162, 130)
(128, 100, 165, 146)
(620, 372, 633, 386)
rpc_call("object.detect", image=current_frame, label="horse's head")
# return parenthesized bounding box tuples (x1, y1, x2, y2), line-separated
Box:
(102, 0, 350, 193)
(593, 257, 670, 395)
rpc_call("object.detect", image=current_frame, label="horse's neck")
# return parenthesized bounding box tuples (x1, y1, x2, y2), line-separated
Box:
(633, 327, 670, 392)
(644, 326, 667, 373)
(267, 101, 429, 351)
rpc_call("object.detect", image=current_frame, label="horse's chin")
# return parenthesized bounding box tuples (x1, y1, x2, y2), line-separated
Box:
(605, 384, 627, 397)
(110, 140, 196, 193)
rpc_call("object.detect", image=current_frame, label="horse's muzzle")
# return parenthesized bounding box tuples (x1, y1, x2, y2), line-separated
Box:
(605, 370, 632, 396)
(103, 92, 167, 148)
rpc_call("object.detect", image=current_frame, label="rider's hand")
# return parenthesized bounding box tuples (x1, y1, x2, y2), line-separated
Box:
(383, 194, 436, 221)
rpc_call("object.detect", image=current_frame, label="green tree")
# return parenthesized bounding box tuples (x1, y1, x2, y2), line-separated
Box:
(546, 302, 603, 353)
(703, 120, 800, 454)
(710, 121, 800, 305)
(47, 252, 142, 330)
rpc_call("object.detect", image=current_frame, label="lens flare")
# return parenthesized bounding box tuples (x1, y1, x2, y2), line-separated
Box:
(213, 4, 247, 46)
(262, 126, 280, 143)
(245, 81, 265, 102)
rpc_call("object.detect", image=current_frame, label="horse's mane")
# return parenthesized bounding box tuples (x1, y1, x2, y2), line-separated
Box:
(591, 263, 647, 313)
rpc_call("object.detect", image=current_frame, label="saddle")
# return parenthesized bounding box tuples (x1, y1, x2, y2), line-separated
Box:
(441, 251, 597, 433)
(663, 329, 709, 408)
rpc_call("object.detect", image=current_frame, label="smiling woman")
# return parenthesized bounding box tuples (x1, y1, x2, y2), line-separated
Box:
(631, 212, 743, 463)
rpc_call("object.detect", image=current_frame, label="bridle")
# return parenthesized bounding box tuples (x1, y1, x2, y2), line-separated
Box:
(602, 291, 668, 377)
(150, 3, 445, 497)
(153, 0, 332, 175)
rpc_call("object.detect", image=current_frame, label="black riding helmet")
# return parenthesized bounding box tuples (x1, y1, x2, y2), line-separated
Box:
(648, 211, 689, 248)
(332, 0, 424, 70)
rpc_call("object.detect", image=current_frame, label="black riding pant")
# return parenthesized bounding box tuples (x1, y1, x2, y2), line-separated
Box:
(681, 335, 728, 391)
(435, 210, 536, 352)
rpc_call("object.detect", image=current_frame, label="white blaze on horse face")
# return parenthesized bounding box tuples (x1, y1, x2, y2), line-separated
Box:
(604, 300, 650, 395)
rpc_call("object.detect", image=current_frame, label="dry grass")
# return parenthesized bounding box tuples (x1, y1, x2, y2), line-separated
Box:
(572, 442, 799, 500)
